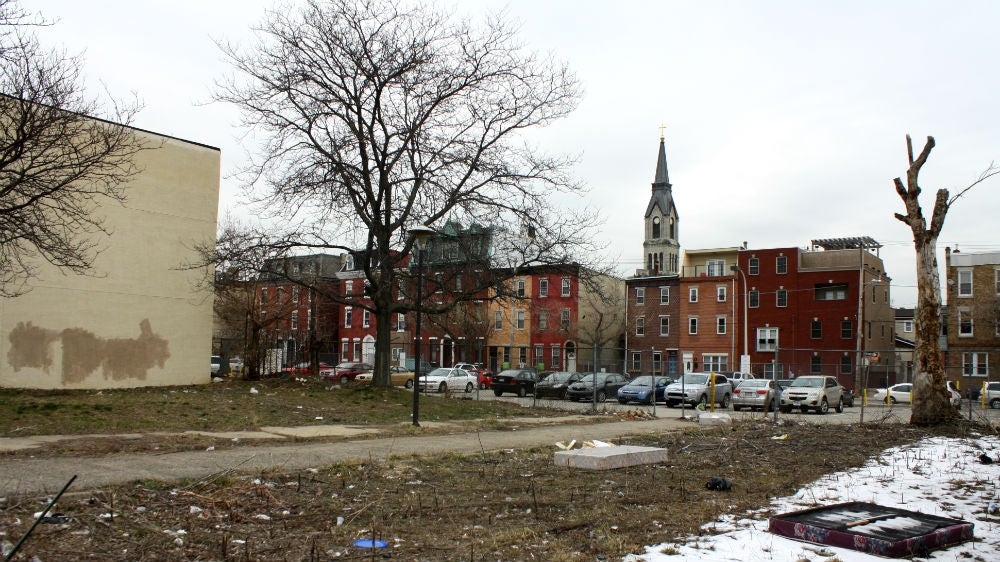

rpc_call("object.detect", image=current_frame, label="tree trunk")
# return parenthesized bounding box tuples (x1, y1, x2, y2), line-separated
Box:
(909, 235, 952, 424)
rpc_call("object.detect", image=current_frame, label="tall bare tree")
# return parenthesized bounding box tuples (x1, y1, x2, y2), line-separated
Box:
(0, 0, 146, 296)
(217, 0, 603, 387)
(893, 135, 999, 425)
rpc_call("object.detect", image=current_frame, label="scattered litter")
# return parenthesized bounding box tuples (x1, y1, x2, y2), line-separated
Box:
(205, 446, 215, 451)
(337, 516, 345, 526)
(189, 506, 203, 514)
(212, 377, 224, 383)
(353, 539, 387, 549)
(250, 387, 259, 395)
(979, 453, 994, 464)
(705, 477, 733, 491)
(555, 440, 578, 450)
(231, 438, 240, 443)
(314, 416, 323, 420)
(772, 434, 788, 440)
(39, 513, 70, 524)
(254, 514, 271, 520)
(587, 440, 614, 448)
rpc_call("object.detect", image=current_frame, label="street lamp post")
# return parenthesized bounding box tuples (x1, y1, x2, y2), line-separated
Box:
(730, 264, 748, 370)
(409, 224, 435, 427)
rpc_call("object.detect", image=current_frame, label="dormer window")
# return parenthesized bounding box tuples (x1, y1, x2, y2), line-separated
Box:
(669, 217, 675, 239)
(652, 216, 661, 239)
(345, 254, 355, 271)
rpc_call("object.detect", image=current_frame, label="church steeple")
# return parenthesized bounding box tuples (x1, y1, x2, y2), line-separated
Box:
(642, 132, 680, 276)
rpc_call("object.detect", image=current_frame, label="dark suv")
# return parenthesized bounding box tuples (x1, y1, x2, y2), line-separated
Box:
(492, 368, 539, 397)
(565, 372, 628, 403)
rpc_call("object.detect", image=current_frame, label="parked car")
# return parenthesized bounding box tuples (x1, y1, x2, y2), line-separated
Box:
(454, 363, 492, 389)
(617, 375, 673, 405)
(841, 388, 856, 408)
(946, 381, 962, 407)
(390, 366, 417, 388)
(404, 358, 434, 377)
(732, 379, 777, 412)
(724, 372, 755, 385)
(491, 368, 539, 397)
(418, 367, 477, 393)
(780, 376, 844, 414)
(211, 355, 222, 375)
(984, 382, 1000, 409)
(565, 373, 628, 403)
(323, 362, 373, 382)
(872, 383, 912, 405)
(665, 373, 733, 408)
(283, 361, 334, 376)
(534, 371, 585, 399)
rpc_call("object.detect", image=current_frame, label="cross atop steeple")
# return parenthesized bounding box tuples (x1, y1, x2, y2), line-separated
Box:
(658, 123, 666, 140)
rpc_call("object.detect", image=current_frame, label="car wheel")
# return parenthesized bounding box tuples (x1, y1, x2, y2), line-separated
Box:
(666, 401, 677, 408)
(479, 382, 487, 390)
(721, 394, 731, 408)
(439, 382, 448, 393)
(404, 379, 413, 389)
(990, 397, 1000, 409)
(596, 390, 606, 403)
(517, 386, 526, 398)
(340, 375, 349, 384)
(817, 398, 829, 415)
(835, 398, 844, 413)
(465, 382, 474, 393)
(698, 394, 708, 408)
(493, 389, 502, 397)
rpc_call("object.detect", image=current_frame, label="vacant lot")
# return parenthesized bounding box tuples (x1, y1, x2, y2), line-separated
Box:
(0, 378, 983, 561)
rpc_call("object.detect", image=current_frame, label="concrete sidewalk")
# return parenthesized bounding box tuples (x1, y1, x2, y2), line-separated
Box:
(0, 416, 695, 496)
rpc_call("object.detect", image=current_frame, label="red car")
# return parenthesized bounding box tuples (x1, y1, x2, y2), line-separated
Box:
(454, 363, 492, 389)
(324, 362, 373, 382)
(281, 362, 332, 376)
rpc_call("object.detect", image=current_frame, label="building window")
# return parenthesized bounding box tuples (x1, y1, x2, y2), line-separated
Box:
(341, 340, 349, 361)
(811, 355, 822, 374)
(516, 278, 526, 297)
(995, 269, 1000, 294)
(903, 320, 913, 333)
(534, 345, 543, 366)
(840, 354, 853, 374)
(688, 316, 698, 335)
(539, 309, 548, 330)
(957, 269, 973, 297)
(363, 310, 370, 328)
(776, 289, 788, 307)
(958, 307, 973, 336)
(516, 309, 525, 330)
(456, 274, 463, 291)
(261, 287, 269, 303)
(811, 320, 822, 339)
(841, 319, 852, 338)
(539, 278, 548, 297)
(652, 352, 662, 374)
(660, 286, 669, 304)
(552, 345, 561, 369)
(396, 313, 405, 332)
(560, 308, 570, 329)
(703, 354, 727, 372)
(276, 286, 283, 302)
(392, 347, 401, 361)
(963, 352, 988, 376)
(716, 285, 727, 302)
(397, 278, 405, 300)
(291, 311, 299, 330)
(631, 352, 642, 372)
(815, 284, 848, 301)
(635, 316, 645, 336)
(689, 287, 698, 302)
(344, 307, 353, 328)
(748, 257, 759, 275)
(716, 316, 726, 335)
(434, 272, 443, 293)
(354, 340, 361, 361)
(307, 309, 312, 329)
(561, 277, 571, 296)
(345, 280, 353, 296)
(748, 290, 759, 308)
(659, 315, 669, 336)
(292, 286, 299, 302)
(757, 327, 778, 352)
(776, 255, 787, 274)
(707, 259, 725, 276)
(652, 216, 661, 239)
(764, 362, 784, 378)
(494, 310, 503, 330)
(635, 287, 645, 304)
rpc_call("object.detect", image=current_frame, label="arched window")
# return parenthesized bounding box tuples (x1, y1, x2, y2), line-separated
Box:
(648, 253, 653, 270)
(652, 216, 661, 239)
(653, 253, 659, 272)
(669, 217, 675, 239)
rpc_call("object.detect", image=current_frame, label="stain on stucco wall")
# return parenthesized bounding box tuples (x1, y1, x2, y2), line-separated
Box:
(8, 319, 170, 384)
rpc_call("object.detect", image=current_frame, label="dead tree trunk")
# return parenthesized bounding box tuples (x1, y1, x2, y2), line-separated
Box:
(893, 135, 956, 425)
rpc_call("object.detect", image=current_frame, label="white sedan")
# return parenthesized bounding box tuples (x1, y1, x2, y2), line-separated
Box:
(873, 383, 912, 405)
(418, 367, 477, 393)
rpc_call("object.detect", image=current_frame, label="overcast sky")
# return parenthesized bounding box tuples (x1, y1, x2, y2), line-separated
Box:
(33, 0, 1000, 308)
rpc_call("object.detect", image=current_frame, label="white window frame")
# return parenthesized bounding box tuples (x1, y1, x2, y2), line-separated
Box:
(561, 277, 571, 297)
(344, 306, 353, 328)
(706, 259, 726, 277)
(716, 285, 727, 302)
(635, 316, 645, 336)
(362, 309, 371, 328)
(902, 320, 913, 333)
(963, 352, 989, 376)
(494, 310, 503, 330)
(776, 255, 787, 274)
(660, 286, 669, 304)
(689, 287, 698, 303)
(291, 311, 298, 330)
(396, 313, 405, 332)
(635, 287, 645, 304)
(776, 288, 788, 307)
(516, 309, 525, 330)
(958, 307, 973, 337)
(957, 269, 973, 297)
(560, 308, 570, 328)
(539, 278, 548, 297)
(748, 257, 759, 275)
(716, 315, 726, 335)
(688, 316, 698, 335)
(539, 309, 548, 330)
(757, 327, 779, 352)
(631, 352, 642, 372)
(652, 351, 662, 374)
(551, 345, 561, 369)
(516, 278, 526, 297)
(749, 289, 759, 308)
(703, 354, 728, 372)
(995, 268, 1000, 295)
(658, 315, 669, 336)
(345, 280, 353, 296)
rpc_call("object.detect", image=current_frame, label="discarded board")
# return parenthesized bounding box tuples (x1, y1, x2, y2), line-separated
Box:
(768, 501, 973, 558)
(554, 445, 668, 470)
(698, 412, 732, 426)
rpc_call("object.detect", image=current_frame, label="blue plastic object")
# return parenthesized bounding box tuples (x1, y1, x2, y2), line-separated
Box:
(353, 539, 387, 549)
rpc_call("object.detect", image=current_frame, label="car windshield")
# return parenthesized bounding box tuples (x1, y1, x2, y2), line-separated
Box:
(577, 374, 607, 384)
(545, 372, 573, 383)
(790, 377, 823, 388)
(628, 375, 655, 387)
(676, 374, 709, 385)
(739, 380, 768, 388)
(427, 368, 451, 377)
(496, 370, 521, 377)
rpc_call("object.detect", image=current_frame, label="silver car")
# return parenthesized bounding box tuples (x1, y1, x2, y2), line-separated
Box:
(732, 379, 776, 412)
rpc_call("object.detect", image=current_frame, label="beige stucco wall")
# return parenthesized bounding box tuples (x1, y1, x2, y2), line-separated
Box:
(0, 128, 220, 389)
